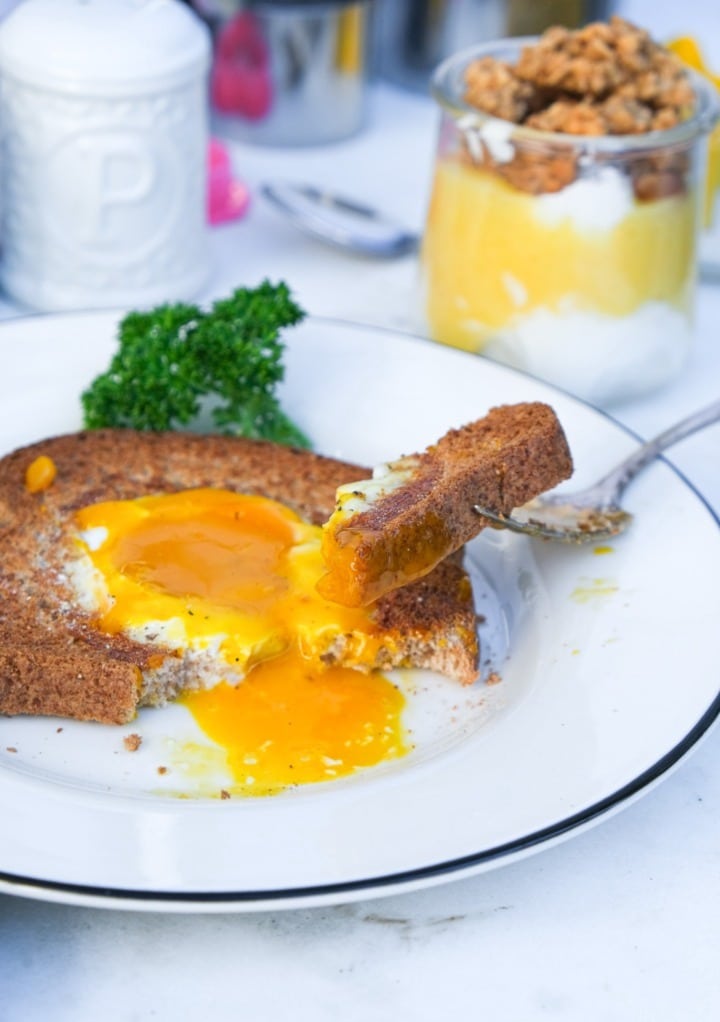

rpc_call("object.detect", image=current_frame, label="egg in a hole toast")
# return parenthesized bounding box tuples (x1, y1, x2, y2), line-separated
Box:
(0, 403, 572, 731)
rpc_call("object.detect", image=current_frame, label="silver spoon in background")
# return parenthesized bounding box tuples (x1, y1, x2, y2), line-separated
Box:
(261, 180, 419, 259)
(473, 398, 720, 544)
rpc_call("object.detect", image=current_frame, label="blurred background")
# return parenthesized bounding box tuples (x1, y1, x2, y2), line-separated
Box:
(0, 0, 716, 144)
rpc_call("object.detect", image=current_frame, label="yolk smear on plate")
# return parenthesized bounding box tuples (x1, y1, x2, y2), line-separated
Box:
(74, 488, 410, 794)
(422, 159, 695, 352)
(570, 577, 620, 603)
(593, 545, 614, 556)
(182, 648, 408, 795)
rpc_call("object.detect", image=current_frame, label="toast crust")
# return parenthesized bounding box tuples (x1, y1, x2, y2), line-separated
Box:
(0, 429, 482, 724)
(318, 403, 573, 607)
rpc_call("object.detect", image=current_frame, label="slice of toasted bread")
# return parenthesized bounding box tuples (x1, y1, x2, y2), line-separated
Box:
(0, 429, 481, 725)
(317, 403, 573, 607)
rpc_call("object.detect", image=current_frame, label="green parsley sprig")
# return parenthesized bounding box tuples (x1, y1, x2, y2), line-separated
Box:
(81, 280, 309, 448)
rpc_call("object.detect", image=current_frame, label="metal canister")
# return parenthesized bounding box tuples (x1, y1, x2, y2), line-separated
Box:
(193, 0, 371, 146)
(0, 0, 211, 312)
(372, 0, 612, 93)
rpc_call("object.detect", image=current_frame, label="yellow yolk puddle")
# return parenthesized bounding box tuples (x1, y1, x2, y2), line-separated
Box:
(74, 488, 409, 793)
(422, 159, 695, 352)
(181, 649, 407, 795)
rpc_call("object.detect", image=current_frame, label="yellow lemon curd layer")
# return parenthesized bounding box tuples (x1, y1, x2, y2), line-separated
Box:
(422, 159, 696, 353)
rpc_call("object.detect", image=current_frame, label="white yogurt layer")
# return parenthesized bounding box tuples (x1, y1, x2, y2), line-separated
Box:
(534, 166, 635, 232)
(480, 301, 692, 406)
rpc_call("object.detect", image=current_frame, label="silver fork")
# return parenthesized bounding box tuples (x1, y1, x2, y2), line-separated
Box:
(473, 398, 720, 543)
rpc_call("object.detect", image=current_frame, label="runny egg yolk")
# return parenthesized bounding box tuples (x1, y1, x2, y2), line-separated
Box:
(74, 488, 409, 794)
(181, 649, 406, 794)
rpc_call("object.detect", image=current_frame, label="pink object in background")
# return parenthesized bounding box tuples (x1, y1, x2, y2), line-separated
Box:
(207, 139, 250, 225)
(211, 10, 272, 121)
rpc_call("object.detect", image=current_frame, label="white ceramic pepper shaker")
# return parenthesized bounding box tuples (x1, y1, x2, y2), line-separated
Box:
(0, 0, 212, 312)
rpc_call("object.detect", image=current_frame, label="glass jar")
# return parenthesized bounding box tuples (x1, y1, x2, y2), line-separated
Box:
(421, 37, 719, 406)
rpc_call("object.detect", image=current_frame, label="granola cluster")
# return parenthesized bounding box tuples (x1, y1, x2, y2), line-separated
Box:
(461, 17, 696, 197)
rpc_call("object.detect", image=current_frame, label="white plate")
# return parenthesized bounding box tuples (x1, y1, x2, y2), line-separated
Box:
(0, 311, 718, 913)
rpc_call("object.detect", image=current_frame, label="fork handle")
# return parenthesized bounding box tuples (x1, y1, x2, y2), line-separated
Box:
(594, 397, 720, 500)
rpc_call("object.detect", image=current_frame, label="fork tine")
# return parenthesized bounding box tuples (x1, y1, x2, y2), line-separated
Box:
(472, 504, 632, 543)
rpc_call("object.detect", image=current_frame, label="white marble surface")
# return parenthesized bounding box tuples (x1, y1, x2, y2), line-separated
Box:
(2, 2, 720, 1019)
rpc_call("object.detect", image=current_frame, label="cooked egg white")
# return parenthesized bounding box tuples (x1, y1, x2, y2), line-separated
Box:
(73, 488, 410, 793)
(328, 456, 419, 520)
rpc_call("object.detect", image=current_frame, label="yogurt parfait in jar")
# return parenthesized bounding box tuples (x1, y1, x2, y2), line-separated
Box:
(421, 17, 718, 405)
